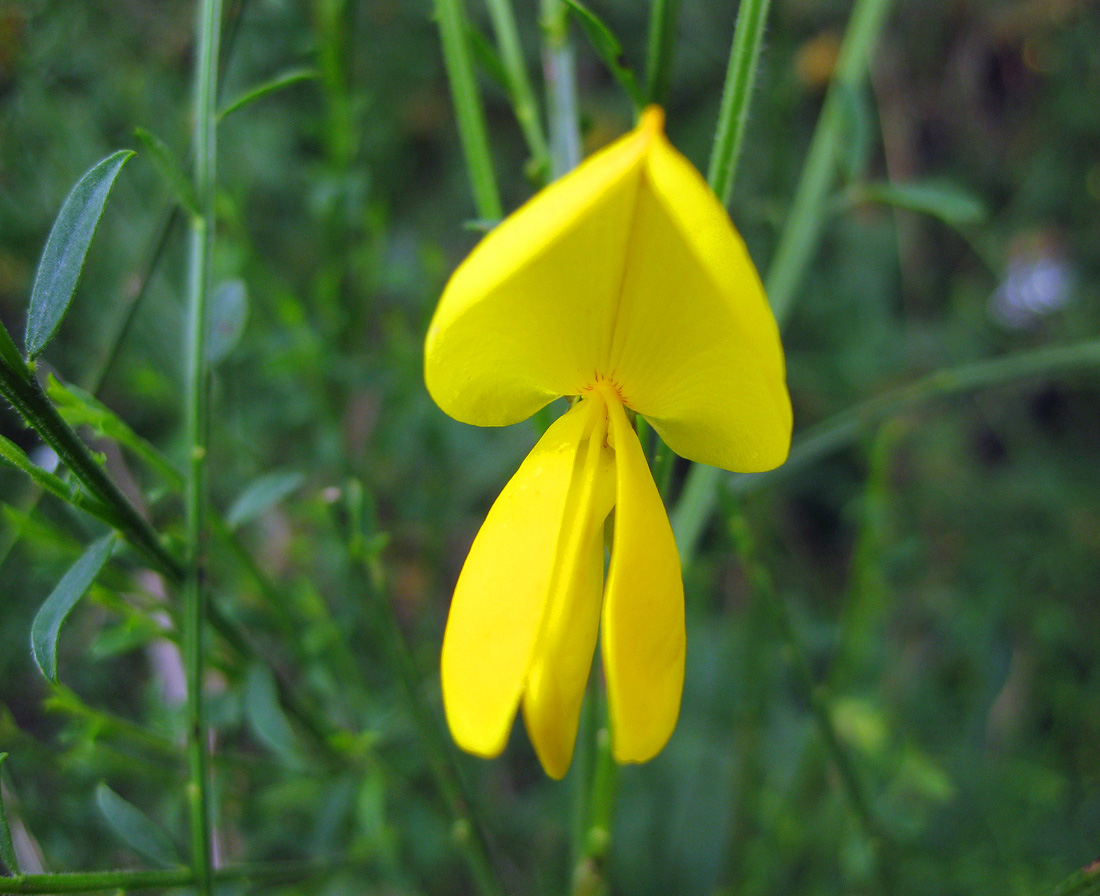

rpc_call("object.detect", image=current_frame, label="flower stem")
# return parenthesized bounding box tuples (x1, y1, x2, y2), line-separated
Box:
(484, 0, 551, 184)
(435, 0, 504, 220)
(644, 0, 679, 107)
(183, 0, 222, 890)
(706, 0, 771, 206)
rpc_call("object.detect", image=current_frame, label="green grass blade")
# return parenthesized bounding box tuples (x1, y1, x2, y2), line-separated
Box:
(30, 535, 115, 683)
(25, 150, 135, 360)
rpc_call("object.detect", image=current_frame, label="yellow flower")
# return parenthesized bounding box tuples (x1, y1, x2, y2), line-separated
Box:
(425, 106, 791, 779)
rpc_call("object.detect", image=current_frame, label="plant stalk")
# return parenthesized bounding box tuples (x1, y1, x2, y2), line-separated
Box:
(435, 0, 504, 220)
(706, 0, 771, 206)
(484, 0, 551, 183)
(644, 0, 679, 107)
(183, 0, 223, 890)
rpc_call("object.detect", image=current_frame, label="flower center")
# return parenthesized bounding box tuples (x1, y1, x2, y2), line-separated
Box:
(581, 375, 627, 410)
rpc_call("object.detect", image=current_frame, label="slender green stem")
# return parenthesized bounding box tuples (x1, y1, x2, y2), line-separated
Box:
(483, 0, 551, 183)
(570, 721, 617, 896)
(672, 0, 894, 565)
(541, 0, 581, 177)
(706, 0, 771, 206)
(0, 363, 183, 580)
(183, 0, 222, 891)
(435, 0, 504, 220)
(0, 858, 357, 894)
(644, 0, 679, 107)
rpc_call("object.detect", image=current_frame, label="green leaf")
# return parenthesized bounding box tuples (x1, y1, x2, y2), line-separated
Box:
(48, 376, 183, 488)
(850, 180, 987, 226)
(563, 0, 644, 109)
(0, 753, 20, 876)
(206, 279, 249, 365)
(25, 150, 135, 360)
(835, 82, 874, 182)
(1, 433, 82, 506)
(465, 24, 509, 93)
(31, 535, 115, 683)
(225, 470, 304, 531)
(218, 67, 318, 121)
(95, 783, 182, 868)
(133, 128, 198, 217)
(243, 664, 299, 765)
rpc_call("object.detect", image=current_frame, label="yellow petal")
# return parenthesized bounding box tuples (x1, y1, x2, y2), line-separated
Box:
(522, 397, 616, 779)
(605, 113, 792, 472)
(441, 399, 600, 757)
(600, 389, 685, 764)
(424, 116, 659, 427)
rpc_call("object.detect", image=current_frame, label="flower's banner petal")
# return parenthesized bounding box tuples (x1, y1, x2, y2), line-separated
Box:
(601, 395, 684, 763)
(425, 121, 653, 427)
(441, 400, 595, 757)
(607, 121, 792, 472)
(522, 399, 616, 778)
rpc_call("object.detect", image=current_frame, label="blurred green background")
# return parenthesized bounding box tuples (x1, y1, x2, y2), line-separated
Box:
(1, 0, 1099, 894)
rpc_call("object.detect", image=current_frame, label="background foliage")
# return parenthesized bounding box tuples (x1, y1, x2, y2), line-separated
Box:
(1, 0, 1099, 894)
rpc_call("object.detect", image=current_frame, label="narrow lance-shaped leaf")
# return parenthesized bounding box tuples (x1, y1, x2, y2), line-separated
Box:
(562, 0, 644, 109)
(47, 376, 183, 488)
(132, 128, 198, 217)
(244, 664, 300, 766)
(849, 179, 987, 227)
(25, 150, 135, 360)
(218, 67, 318, 121)
(0, 753, 20, 876)
(206, 278, 249, 365)
(95, 783, 182, 868)
(0, 433, 116, 523)
(31, 535, 115, 682)
(225, 470, 304, 531)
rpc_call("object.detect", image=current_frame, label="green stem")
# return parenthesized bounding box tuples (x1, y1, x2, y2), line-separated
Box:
(183, 0, 222, 891)
(706, 0, 771, 206)
(644, 0, 679, 107)
(0, 858, 357, 894)
(672, 0, 894, 565)
(435, 0, 504, 220)
(483, 0, 551, 183)
(541, 0, 581, 177)
(0, 363, 183, 581)
(570, 721, 617, 896)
